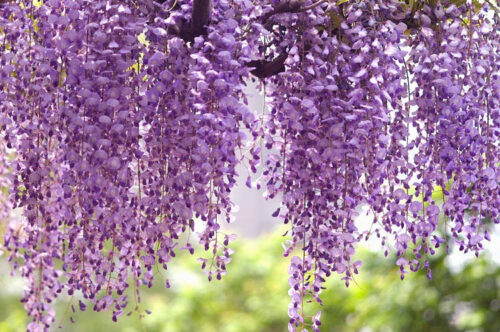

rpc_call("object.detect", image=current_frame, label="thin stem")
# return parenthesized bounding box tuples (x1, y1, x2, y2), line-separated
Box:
(298, 0, 329, 12)
(484, 0, 500, 14)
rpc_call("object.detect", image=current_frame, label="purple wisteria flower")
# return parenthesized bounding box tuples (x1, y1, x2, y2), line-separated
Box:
(0, 0, 498, 331)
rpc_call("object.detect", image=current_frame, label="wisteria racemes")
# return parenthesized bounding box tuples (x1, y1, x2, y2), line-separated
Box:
(0, 0, 498, 330)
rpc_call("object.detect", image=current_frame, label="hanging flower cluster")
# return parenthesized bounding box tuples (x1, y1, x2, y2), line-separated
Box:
(0, 0, 498, 331)
(263, 2, 412, 328)
(1, 0, 261, 329)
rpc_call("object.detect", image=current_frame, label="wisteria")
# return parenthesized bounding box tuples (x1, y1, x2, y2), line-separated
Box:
(0, 0, 498, 331)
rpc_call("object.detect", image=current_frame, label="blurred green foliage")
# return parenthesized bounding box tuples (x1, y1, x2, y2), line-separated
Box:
(0, 230, 498, 332)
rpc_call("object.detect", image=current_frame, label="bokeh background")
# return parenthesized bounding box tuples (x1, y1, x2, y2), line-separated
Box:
(0, 228, 499, 332)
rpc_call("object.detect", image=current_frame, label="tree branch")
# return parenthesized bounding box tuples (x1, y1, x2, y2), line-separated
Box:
(180, 0, 212, 42)
(262, 0, 330, 24)
(177, 0, 419, 79)
(191, 0, 211, 37)
(262, 0, 305, 24)
(247, 53, 288, 79)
